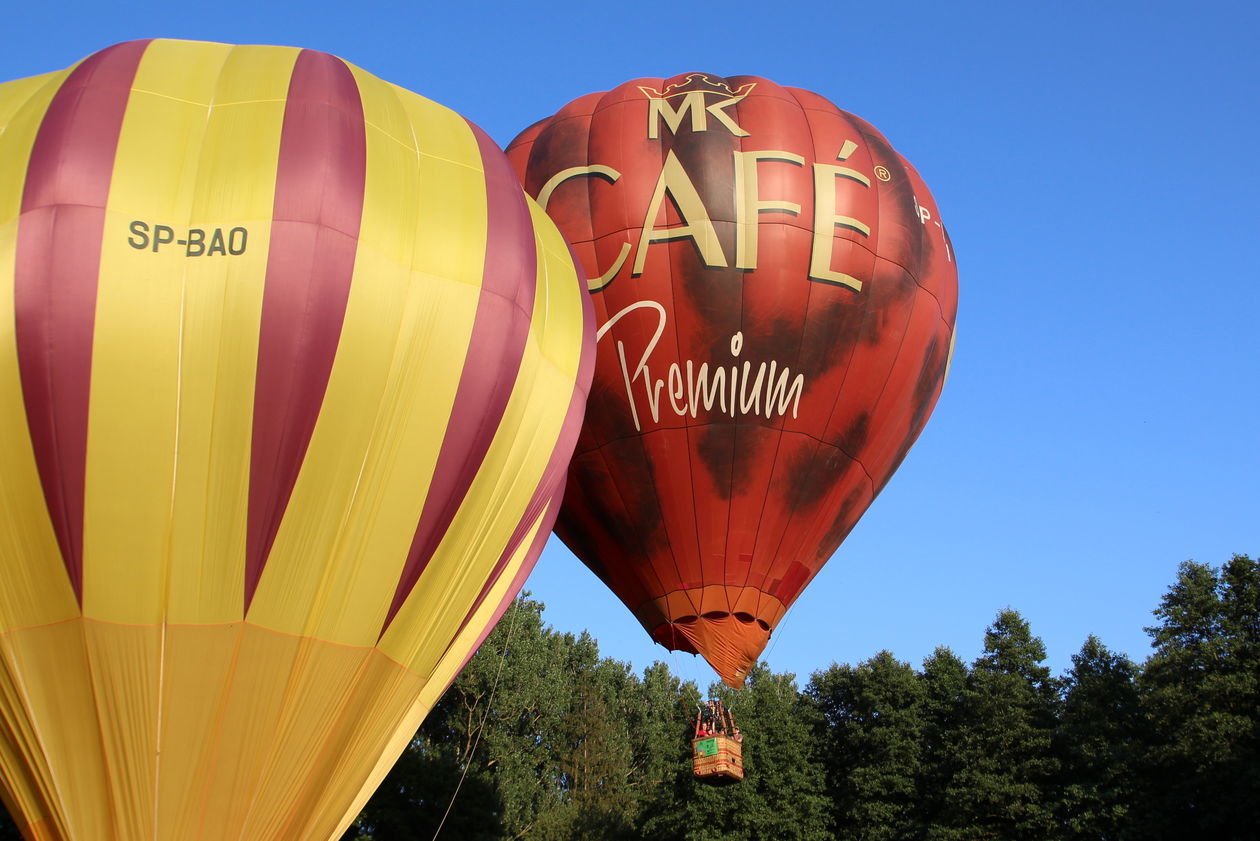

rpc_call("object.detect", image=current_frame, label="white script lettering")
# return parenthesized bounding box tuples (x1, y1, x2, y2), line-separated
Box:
(597, 301, 806, 432)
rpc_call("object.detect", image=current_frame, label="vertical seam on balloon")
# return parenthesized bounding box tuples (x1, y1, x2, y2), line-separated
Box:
(837, 124, 914, 485)
(812, 121, 908, 489)
(602, 81, 680, 617)
(269, 644, 380, 840)
(578, 106, 599, 278)
(347, 74, 428, 640)
(151, 51, 234, 829)
(378, 120, 537, 635)
(608, 80, 688, 621)
(236, 51, 368, 838)
(152, 618, 166, 840)
(726, 77, 755, 618)
(190, 621, 247, 841)
(243, 49, 366, 610)
(13, 39, 151, 606)
(794, 137, 921, 575)
(754, 85, 828, 624)
(163, 47, 244, 838)
(651, 78, 701, 621)
(766, 88, 828, 590)
(871, 293, 940, 496)
(76, 616, 123, 838)
(288, 67, 393, 652)
(164, 42, 232, 632)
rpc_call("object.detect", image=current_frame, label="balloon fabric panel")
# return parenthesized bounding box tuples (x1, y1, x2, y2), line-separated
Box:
(509, 73, 957, 687)
(244, 48, 366, 609)
(0, 39, 593, 841)
(14, 40, 148, 603)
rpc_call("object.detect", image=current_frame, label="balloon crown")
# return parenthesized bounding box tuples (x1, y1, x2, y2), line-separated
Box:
(638, 73, 756, 100)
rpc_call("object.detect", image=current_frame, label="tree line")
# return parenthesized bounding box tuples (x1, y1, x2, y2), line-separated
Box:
(343, 555, 1256, 841)
(0, 555, 1253, 840)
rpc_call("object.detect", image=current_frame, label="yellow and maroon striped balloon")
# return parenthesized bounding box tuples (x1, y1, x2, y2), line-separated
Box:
(0, 39, 593, 841)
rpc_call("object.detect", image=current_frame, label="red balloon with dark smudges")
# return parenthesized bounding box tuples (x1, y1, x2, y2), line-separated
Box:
(508, 73, 958, 686)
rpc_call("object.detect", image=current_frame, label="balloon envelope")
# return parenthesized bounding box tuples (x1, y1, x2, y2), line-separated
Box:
(0, 39, 593, 840)
(509, 73, 957, 687)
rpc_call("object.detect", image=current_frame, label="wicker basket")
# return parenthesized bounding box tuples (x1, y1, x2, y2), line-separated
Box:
(692, 734, 744, 783)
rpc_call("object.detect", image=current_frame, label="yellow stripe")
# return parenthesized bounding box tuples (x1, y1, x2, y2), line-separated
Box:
(379, 201, 586, 671)
(529, 196, 592, 380)
(416, 500, 554, 707)
(246, 70, 488, 645)
(162, 44, 295, 625)
(340, 501, 553, 832)
(83, 42, 295, 624)
(0, 70, 64, 227)
(0, 68, 82, 632)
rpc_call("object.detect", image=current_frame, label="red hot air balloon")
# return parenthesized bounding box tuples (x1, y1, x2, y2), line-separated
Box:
(508, 73, 957, 687)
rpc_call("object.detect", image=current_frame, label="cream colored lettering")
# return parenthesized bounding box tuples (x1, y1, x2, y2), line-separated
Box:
(536, 164, 620, 209)
(536, 139, 881, 293)
(599, 302, 805, 432)
(633, 150, 727, 275)
(647, 91, 706, 139)
(534, 164, 631, 292)
(646, 90, 751, 139)
(704, 97, 750, 137)
(809, 163, 872, 291)
(734, 149, 804, 270)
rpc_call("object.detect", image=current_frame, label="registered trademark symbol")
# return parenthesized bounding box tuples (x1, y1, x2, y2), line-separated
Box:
(874, 165, 891, 182)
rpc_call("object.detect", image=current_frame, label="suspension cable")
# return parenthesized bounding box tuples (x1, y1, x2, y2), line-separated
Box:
(430, 594, 525, 841)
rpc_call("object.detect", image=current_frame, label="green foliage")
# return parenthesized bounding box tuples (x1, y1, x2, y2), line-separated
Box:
(917, 646, 969, 839)
(929, 609, 1061, 841)
(344, 596, 706, 841)
(1133, 555, 1260, 841)
(808, 651, 926, 841)
(1056, 635, 1142, 841)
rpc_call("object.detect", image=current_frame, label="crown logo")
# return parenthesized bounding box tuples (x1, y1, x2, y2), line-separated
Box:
(639, 74, 757, 101)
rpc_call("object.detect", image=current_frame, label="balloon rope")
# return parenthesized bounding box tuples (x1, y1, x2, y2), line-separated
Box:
(761, 596, 801, 670)
(430, 593, 524, 841)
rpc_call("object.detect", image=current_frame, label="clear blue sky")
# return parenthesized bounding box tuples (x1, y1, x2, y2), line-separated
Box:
(4, 1, 1256, 689)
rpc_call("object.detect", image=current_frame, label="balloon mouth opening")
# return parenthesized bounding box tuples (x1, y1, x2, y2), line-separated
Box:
(634, 587, 785, 685)
(733, 612, 770, 631)
(649, 611, 775, 687)
(649, 611, 774, 656)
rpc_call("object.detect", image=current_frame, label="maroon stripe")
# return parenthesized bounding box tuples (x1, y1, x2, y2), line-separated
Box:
(447, 501, 558, 680)
(381, 123, 539, 631)
(404, 243, 596, 649)
(445, 377, 592, 670)
(13, 40, 150, 602)
(245, 50, 366, 607)
(447, 388, 589, 651)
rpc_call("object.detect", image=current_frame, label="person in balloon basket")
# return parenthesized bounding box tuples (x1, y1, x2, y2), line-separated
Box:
(700, 699, 732, 737)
